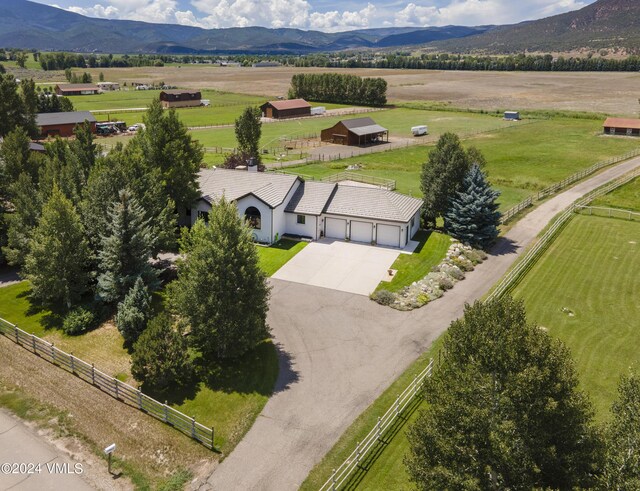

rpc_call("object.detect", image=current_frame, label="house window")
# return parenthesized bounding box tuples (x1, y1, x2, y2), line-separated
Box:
(245, 206, 261, 230)
(197, 210, 209, 223)
(297, 215, 306, 225)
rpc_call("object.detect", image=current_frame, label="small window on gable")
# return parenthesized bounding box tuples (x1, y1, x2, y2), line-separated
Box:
(297, 215, 306, 224)
(197, 210, 209, 223)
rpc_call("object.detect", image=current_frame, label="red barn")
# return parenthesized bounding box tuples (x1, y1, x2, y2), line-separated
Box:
(260, 99, 311, 119)
(603, 117, 640, 137)
(36, 111, 97, 138)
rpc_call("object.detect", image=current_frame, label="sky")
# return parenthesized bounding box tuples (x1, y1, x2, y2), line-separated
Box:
(38, 0, 598, 32)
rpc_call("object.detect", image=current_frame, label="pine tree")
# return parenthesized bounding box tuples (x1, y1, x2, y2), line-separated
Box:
(131, 313, 193, 391)
(116, 277, 152, 347)
(600, 372, 640, 489)
(24, 184, 90, 309)
(235, 106, 262, 162)
(444, 163, 501, 249)
(406, 297, 602, 490)
(97, 189, 158, 303)
(420, 132, 471, 227)
(168, 197, 270, 360)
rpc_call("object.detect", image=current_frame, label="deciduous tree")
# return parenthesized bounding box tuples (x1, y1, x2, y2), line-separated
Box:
(235, 106, 262, 162)
(406, 297, 601, 490)
(169, 198, 270, 360)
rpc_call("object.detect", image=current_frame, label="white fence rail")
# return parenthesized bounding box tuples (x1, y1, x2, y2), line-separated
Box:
(319, 358, 433, 491)
(487, 167, 640, 301)
(575, 205, 640, 221)
(0, 317, 215, 450)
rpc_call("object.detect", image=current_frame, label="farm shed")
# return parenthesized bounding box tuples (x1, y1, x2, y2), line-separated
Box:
(603, 117, 640, 137)
(504, 111, 520, 120)
(320, 117, 389, 146)
(36, 111, 96, 138)
(260, 99, 311, 119)
(159, 89, 202, 109)
(54, 84, 100, 96)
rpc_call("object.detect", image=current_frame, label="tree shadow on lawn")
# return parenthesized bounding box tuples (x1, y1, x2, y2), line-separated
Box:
(18, 288, 64, 330)
(410, 230, 434, 254)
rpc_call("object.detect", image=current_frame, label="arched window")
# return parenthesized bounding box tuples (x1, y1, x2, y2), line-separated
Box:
(245, 206, 261, 230)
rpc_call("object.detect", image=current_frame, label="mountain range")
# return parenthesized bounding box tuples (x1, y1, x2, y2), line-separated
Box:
(0, 0, 638, 55)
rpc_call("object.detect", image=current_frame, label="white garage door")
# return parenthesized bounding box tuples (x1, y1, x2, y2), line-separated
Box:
(377, 224, 400, 247)
(325, 218, 347, 239)
(350, 220, 373, 243)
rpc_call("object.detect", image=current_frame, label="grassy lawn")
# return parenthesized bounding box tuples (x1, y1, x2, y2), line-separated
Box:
(376, 230, 451, 292)
(513, 215, 640, 421)
(300, 337, 445, 491)
(286, 117, 640, 212)
(591, 176, 640, 211)
(257, 238, 308, 276)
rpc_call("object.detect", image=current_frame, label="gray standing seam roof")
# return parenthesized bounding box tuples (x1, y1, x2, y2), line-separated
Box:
(285, 181, 337, 216)
(198, 168, 299, 208)
(340, 117, 377, 129)
(36, 111, 97, 126)
(348, 124, 388, 136)
(325, 185, 422, 223)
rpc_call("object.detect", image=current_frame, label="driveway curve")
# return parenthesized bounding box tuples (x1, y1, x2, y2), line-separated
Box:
(205, 157, 640, 490)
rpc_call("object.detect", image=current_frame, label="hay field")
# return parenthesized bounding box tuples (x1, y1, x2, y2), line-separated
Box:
(82, 65, 640, 116)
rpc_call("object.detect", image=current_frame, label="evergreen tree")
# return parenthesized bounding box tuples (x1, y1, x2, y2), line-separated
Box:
(600, 372, 640, 489)
(420, 132, 471, 227)
(116, 277, 152, 347)
(444, 163, 501, 249)
(18, 79, 39, 138)
(169, 198, 270, 360)
(406, 297, 601, 490)
(132, 99, 203, 210)
(23, 184, 90, 309)
(70, 121, 98, 176)
(235, 106, 262, 162)
(3, 173, 42, 266)
(131, 313, 193, 391)
(97, 189, 158, 303)
(0, 127, 37, 187)
(0, 74, 27, 137)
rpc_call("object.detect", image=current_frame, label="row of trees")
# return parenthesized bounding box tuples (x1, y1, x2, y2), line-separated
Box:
(406, 297, 640, 489)
(421, 132, 500, 249)
(288, 73, 387, 107)
(38, 52, 167, 71)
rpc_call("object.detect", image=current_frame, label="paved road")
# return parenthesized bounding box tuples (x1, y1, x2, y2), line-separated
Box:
(207, 157, 640, 490)
(0, 410, 94, 491)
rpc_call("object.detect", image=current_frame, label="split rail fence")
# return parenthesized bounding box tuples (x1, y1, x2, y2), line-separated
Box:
(501, 148, 640, 224)
(0, 316, 215, 450)
(487, 167, 640, 301)
(318, 359, 433, 491)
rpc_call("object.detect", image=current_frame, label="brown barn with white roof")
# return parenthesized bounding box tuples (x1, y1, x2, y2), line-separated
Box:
(320, 117, 389, 146)
(260, 99, 311, 119)
(603, 118, 640, 137)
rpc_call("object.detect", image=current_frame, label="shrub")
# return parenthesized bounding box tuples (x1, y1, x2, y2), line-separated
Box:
(438, 276, 455, 290)
(452, 257, 474, 272)
(417, 293, 430, 306)
(462, 248, 484, 264)
(444, 264, 465, 281)
(371, 289, 396, 306)
(62, 307, 95, 335)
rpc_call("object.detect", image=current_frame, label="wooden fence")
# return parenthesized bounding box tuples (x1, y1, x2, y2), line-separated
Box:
(319, 359, 433, 491)
(501, 148, 640, 224)
(575, 205, 640, 222)
(320, 172, 396, 190)
(0, 317, 215, 450)
(487, 167, 640, 301)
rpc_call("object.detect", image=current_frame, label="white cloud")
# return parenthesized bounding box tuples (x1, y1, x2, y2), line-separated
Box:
(61, 0, 594, 31)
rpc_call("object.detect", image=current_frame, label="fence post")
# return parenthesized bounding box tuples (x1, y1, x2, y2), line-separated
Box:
(91, 363, 95, 385)
(356, 440, 361, 464)
(413, 375, 419, 397)
(376, 416, 382, 440)
(395, 395, 400, 415)
(115, 379, 119, 399)
(51, 343, 56, 364)
(14, 325, 19, 344)
(31, 334, 36, 354)
(137, 388, 143, 410)
(164, 401, 169, 423)
(331, 468, 337, 491)
(191, 416, 196, 439)
(70, 353, 75, 373)
(211, 427, 215, 450)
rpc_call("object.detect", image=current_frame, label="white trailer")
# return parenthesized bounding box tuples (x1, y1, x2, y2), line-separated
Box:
(311, 106, 326, 116)
(411, 125, 428, 136)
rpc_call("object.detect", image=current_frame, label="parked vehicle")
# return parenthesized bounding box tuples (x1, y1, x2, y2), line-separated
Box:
(411, 125, 428, 136)
(128, 123, 145, 132)
(201, 99, 211, 106)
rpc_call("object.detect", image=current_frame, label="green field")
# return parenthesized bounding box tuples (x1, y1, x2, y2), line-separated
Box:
(591, 176, 640, 212)
(514, 215, 640, 420)
(2, 53, 41, 70)
(286, 117, 640, 211)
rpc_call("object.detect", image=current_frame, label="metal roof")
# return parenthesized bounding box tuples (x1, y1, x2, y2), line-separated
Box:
(604, 117, 640, 130)
(264, 99, 311, 111)
(285, 181, 337, 216)
(161, 89, 201, 96)
(348, 124, 388, 136)
(198, 168, 300, 209)
(340, 117, 377, 129)
(325, 185, 422, 223)
(36, 111, 97, 126)
(55, 84, 99, 92)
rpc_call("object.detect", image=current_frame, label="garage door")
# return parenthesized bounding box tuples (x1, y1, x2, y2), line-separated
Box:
(325, 218, 347, 240)
(350, 221, 373, 243)
(377, 224, 400, 247)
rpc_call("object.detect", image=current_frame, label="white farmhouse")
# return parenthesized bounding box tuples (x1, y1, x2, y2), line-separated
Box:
(185, 167, 422, 248)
